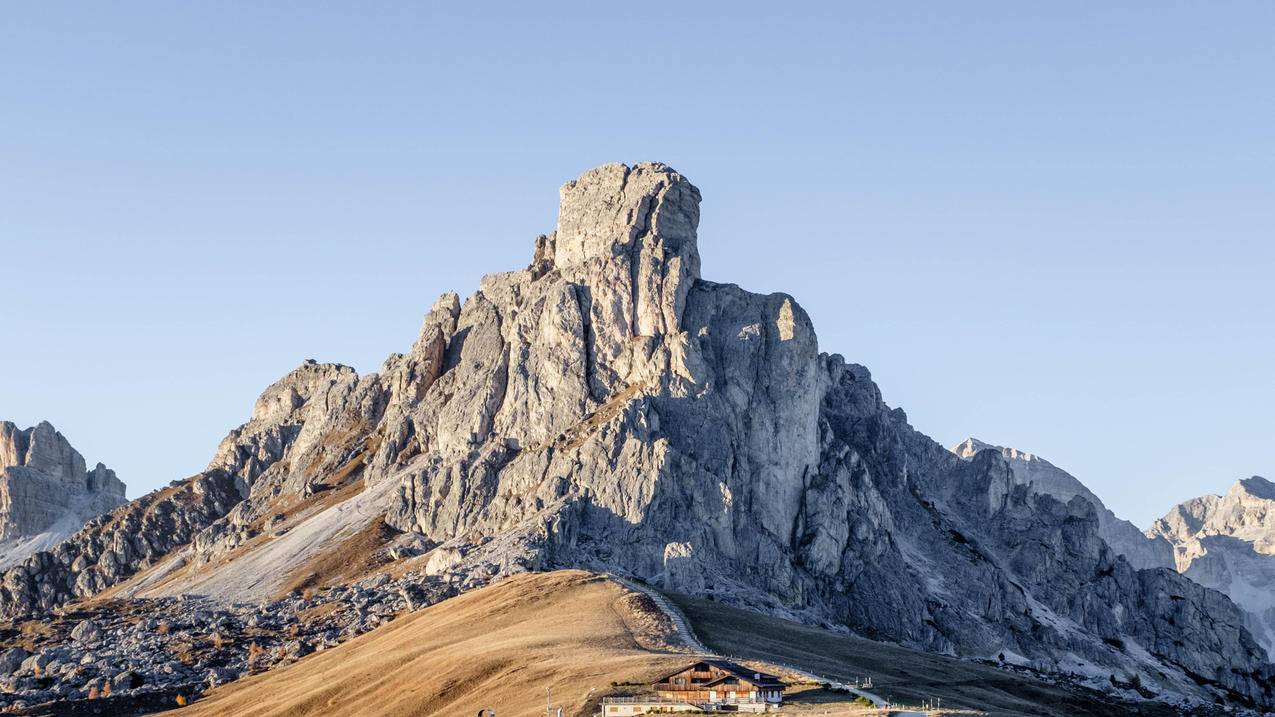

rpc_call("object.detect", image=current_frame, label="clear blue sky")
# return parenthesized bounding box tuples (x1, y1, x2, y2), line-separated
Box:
(2, 3, 1272, 527)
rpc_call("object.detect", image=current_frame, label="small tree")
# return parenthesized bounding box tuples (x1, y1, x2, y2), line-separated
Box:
(247, 641, 263, 670)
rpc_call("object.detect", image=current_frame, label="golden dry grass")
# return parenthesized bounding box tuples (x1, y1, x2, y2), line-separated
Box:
(667, 591, 1183, 717)
(162, 571, 686, 717)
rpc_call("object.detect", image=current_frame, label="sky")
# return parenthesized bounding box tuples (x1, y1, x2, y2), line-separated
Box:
(1, 3, 1272, 528)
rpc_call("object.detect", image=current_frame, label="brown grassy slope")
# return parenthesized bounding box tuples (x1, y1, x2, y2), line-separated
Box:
(666, 591, 1183, 717)
(163, 571, 686, 717)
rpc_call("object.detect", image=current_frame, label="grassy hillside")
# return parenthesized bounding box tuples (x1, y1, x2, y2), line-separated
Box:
(665, 591, 1184, 717)
(161, 571, 1188, 717)
(165, 571, 685, 717)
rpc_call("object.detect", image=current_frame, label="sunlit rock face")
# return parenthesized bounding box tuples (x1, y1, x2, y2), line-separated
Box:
(1150, 476, 1275, 657)
(0, 421, 127, 568)
(0, 163, 1270, 708)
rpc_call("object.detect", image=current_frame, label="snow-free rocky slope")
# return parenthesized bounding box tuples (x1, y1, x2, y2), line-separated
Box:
(952, 438, 1175, 571)
(1, 163, 1271, 710)
(1150, 477, 1275, 659)
(951, 439, 1275, 663)
(0, 421, 126, 569)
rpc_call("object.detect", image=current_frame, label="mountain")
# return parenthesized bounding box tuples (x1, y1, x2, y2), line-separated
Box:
(1149, 477, 1275, 658)
(951, 438, 1175, 571)
(950, 438, 1275, 666)
(0, 163, 1270, 712)
(0, 421, 127, 569)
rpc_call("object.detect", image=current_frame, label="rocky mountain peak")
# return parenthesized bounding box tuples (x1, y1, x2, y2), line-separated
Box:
(1149, 475, 1275, 656)
(2, 164, 1272, 710)
(1234, 475, 1275, 501)
(949, 436, 1174, 571)
(0, 421, 84, 482)
(953, 437, 1038, 464)
(0, 421, 127, 566)
(550, 162, 701, 276)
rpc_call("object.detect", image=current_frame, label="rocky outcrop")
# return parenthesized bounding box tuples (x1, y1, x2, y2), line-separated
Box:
(0, 470, 241, 617)
(1, 163, 1270, 710)
(951, 438, 1175, 571)
(0, 422, 127, 569)
(0, 356, 405, 616)
(370, 163, 1272, 707)
(1150, 477, 1275, 659)
(0, 572, 456, 711)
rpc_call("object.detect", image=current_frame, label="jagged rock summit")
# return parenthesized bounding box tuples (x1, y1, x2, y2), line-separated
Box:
(951, 438, 1175, 571)
(1, 163, 1271, 711)
(952, 439, 1275, 662)
(0, 421, 126, 568)
(1150, 476, 1275, 658)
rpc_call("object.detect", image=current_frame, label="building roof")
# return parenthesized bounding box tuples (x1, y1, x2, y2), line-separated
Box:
(655, 660, 787, 690)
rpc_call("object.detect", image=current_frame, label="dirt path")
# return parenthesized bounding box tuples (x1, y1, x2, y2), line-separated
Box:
(611, 575, 889, 710)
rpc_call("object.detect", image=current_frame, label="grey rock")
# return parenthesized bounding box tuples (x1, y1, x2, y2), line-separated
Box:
(282, 640, 311, 660)
(0, 647, 28, 676)
(0, 467, 242, 617)
(0, 421, 127, 568)
(0, 162, 1267, 711)
(367, 163, 1267, 707)
(951, 438, 1176, 571)
(1150, 476, 1275, 657)
(70, 619, 101, 644)
(19, 652, 49, 674)
(111, 670, 143, 690)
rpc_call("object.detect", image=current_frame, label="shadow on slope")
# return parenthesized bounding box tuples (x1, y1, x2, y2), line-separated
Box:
(665, 591, 1192, 717)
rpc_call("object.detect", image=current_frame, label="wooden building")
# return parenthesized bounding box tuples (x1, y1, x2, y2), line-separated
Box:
(652, 659, 786, 706)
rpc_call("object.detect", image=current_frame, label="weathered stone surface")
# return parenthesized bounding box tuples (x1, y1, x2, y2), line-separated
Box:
(952, 438, 1176, 571)
(0, 574, 456, 712)
(69, 619, 100, 644)
(1150, 476, 1275, 658)
(377, 163, 1274, 706)
(0, 163, 1269, 710)
(0, 422, 127, 568)
(0, 469, 241, 617)
(0, 647, 28, 676)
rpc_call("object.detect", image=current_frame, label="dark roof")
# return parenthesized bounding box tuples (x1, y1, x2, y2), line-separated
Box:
(654, 660, 787, 689)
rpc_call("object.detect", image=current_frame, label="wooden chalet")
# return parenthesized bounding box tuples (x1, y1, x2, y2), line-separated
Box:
(653, 659, 786, 706)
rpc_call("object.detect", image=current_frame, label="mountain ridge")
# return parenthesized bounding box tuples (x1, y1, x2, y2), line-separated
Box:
(1150, 475, 1275, 659)
(0, 421, 127, 570)
(951, 437, 1175, 571)
(0, 163, 1270, 712)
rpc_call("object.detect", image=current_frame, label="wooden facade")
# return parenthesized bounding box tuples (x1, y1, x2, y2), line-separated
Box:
(653, 660, 786, 705)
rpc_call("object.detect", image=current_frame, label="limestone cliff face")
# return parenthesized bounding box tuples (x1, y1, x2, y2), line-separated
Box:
(1, 163, 1270, 708)
(367, 163, 1270, 705)
(0, 422, 127, 568)
(951, 438, 1175, 571)
(1150, 477, 1275, 658)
